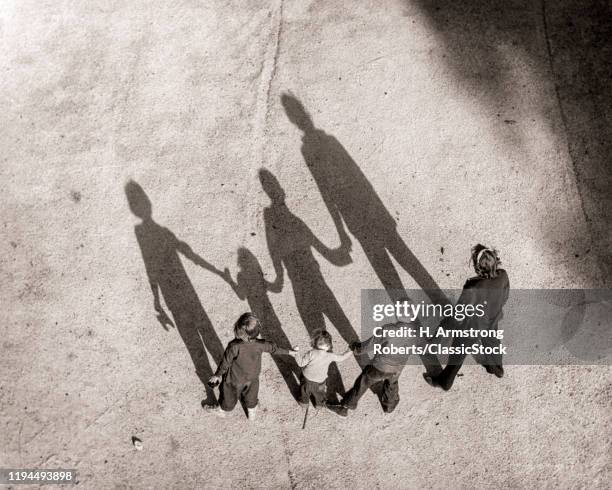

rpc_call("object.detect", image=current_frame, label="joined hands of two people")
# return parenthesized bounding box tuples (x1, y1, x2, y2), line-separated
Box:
(152, 241, 232, 330)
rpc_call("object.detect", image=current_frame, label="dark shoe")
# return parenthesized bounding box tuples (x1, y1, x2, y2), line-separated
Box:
(382, 406, 398, 414)
(340, 399, 356, 410)
(485, 365, 503, 378)
(491, 365, 504, 378)
(422, 373, 452, 391)
(327, 404, 348, 417)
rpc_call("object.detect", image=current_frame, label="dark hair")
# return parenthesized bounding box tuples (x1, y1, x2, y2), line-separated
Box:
(312, 330, 333, 351)
(471, 244, 501, 279)
(234, 312, 260, 341)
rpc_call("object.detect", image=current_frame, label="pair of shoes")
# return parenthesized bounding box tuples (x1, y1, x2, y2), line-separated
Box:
(422, 373, 452, 391)
(204, 404, 228, 418)
(247, 406, 258, 422)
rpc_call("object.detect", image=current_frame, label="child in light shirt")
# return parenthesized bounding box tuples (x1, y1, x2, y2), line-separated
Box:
(291, 330, 352, 409)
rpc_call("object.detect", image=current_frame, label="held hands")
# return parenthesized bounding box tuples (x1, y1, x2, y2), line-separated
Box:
(335, 231, 353, 266)
(339, 227, 353, 253)
(333, 211, 352, 253)
(155, 307, 175, 331)
(222, 267, 233, 283)
(208, 375, 221, 387)
(190, 252, 230, 282)
(336, 250, 352, 266)
(265, 275, 283, 293)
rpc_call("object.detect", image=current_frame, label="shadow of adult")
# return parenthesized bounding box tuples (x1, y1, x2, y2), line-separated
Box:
(260, 168, 358, 401)
(281, 93, 448, 307)
(224, 247, 302, 400)
(125, 180, 225, 404)
(407, 0, 612, 279)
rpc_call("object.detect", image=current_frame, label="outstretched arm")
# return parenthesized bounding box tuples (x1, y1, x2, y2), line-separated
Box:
(265, 253, 285, 293)
(289, 348, 312, 367)
(261, 340, 295, 357)
(150, 280, 175, 330)
(264, 215, 284, 293)
(333, 349, 354, 362)
(135, 231, 174, 330)
(224, 270, 245, 300)
(177, 240, 228, 279)
(328, 203, 352, 251)
(352, 336, 375, 356)
(311, 224, 352, 267)
(314, 167, 353, 261)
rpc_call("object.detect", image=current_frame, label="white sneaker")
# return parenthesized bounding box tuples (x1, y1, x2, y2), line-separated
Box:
(204, 405, 227, 418)
(247, 406, 258, 421)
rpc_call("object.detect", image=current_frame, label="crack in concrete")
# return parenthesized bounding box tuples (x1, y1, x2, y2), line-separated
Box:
(18, 420, 24, 466)
(279, 418, 298, 490)
(264, 0, 285, 132)
(252, 0, 285, 167)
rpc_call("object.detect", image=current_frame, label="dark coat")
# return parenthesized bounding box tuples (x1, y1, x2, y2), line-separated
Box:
(459, 269, 510, 331)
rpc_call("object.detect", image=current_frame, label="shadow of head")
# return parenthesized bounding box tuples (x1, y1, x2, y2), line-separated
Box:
(125, 180, 152, 221)
(237, 247, 261, 274)
(259, 168, 286, 204)
(281, 92, 314, 132)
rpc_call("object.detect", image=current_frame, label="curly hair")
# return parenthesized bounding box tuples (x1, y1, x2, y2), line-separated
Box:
(471, 244, 501, 279)
(311, 330, 333, 351)
(234, 312, 261, 341)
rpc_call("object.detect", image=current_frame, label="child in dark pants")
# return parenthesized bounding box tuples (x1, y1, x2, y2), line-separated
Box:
(291, 330, 352, 409)
(206, 312, 294, 421)
(342, 322, 415, 413)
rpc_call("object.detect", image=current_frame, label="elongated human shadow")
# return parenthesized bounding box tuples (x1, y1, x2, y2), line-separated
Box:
(125, 180, 225, 404)
(224, 247, 302, 400)
(281, 94, 447, 377)
(260, 169, 359, 401)
(281, 93, 448, 308)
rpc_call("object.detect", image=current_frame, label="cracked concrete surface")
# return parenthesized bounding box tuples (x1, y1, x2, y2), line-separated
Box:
(1, 0, 610, 488)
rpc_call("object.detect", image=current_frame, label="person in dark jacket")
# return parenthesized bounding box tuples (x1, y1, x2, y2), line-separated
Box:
(341, 321, 418, 413)
(424, 244, 510, 391)
(206, 313, 295, 420)
(223, 247, 302, 399)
